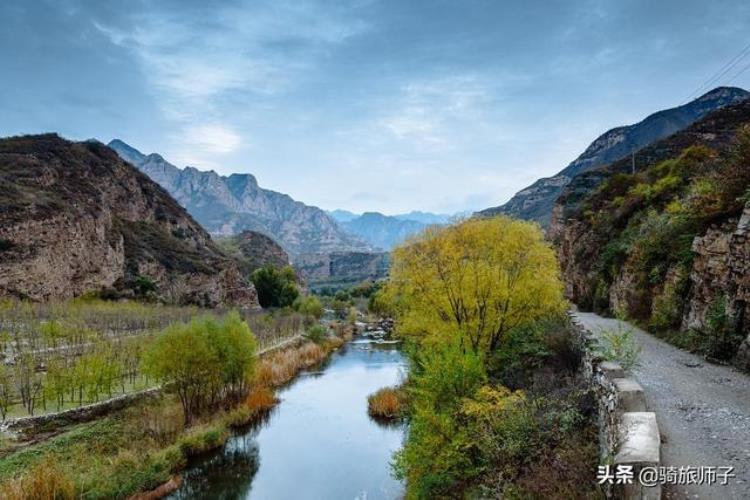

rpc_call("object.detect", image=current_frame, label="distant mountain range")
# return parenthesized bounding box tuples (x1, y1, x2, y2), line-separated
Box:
(108, 140, 371, 257)
(328, 210, 454, 250)
(477, 87, 750, 226)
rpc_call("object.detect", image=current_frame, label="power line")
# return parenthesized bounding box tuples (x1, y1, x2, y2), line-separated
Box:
(726, 59, 750, 86)
(686, 41, 750, 102)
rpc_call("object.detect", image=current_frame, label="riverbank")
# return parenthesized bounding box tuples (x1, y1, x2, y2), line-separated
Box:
(0, 335, 346, 499)
(169, 332, 406, 499)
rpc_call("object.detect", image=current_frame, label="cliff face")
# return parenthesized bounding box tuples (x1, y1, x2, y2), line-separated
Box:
(553, 98, 750, 369)
(107, 139, 371, 257)
(480, 87, 750, 227)
(686, 210, 750, 370)
(294, 252, 390, 290)
(0, 134, 259, 308)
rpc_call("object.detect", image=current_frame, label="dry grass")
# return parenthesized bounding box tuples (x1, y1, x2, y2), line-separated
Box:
(0, 457, 76, 500)
(367, 386, 405, 420)
(255, 339, 340, 387)
(244, 387, 278, 413)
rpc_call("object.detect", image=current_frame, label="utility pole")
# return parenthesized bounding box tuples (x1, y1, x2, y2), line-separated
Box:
(631, 151, 636, 174)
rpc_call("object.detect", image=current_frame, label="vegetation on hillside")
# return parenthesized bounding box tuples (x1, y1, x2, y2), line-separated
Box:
(572, 127, 750, 359)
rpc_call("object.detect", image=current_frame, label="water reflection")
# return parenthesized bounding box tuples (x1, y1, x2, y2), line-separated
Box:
(170, 339, 406, 500)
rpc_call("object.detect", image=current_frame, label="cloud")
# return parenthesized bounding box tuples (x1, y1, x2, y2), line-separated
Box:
(180, 124, 242, 154)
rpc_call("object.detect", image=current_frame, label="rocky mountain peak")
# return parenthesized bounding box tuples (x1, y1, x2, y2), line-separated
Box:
(107, 139, 371, 256)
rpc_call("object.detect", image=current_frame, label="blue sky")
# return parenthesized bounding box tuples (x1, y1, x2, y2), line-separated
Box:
(2, 0, 750, 214)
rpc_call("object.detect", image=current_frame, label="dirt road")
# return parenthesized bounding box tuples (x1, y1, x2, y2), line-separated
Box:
(574, 312, 750, 499)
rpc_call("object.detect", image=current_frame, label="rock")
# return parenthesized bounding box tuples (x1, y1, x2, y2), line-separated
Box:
(0, 134, 259, 309)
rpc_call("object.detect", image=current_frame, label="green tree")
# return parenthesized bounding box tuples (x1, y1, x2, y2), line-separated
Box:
(251, 265, 300, 308)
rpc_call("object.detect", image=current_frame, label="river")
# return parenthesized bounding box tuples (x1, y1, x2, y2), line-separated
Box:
(169, 336, 407, 499)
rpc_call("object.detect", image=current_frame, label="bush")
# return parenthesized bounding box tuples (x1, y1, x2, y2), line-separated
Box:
(252, 265, 299, 308)
(599, 324, 641, 372)
(702, 295, 744, 361)
(293, 295, 323, 319)
(304, 324, 327, 344)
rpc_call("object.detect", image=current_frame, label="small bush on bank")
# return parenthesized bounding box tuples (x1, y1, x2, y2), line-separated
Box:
(304, 324, 328, 344)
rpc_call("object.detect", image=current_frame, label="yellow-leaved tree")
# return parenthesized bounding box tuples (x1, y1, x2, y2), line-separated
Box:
(385, 216, 565, 354)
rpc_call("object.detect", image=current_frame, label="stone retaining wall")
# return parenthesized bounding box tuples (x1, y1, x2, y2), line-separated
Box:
(573, 316, 662, 500)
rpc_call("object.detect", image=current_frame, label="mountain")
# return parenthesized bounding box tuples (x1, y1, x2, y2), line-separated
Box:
(216, 230, 290, 277)
(328, 209, 359, 223)
(551, 97, 750, 370)
(478, 87, 750, 226)
(108, 140, 371, 257)
(393, 211, 454, 224)
(340, 212, 430, 250)
(0, 134, 258, 308)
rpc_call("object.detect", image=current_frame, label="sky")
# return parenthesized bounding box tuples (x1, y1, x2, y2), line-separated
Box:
(2, 0, 750, 215)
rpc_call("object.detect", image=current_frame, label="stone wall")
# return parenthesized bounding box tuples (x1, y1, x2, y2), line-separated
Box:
(573, 316, 662, 500)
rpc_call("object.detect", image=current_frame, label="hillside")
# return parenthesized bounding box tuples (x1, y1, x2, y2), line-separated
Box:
(108, 139, 371, 256)
(216, 230, 290, 277)
(478, 87, 750, 226)
(551, 98, 750, 370)
(0, 134, 258, 308)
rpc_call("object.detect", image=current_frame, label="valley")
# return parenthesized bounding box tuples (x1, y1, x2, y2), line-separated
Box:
(3, 2, 750, 498)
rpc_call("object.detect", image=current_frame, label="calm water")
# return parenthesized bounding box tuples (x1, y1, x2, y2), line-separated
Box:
(170, 339, 407, 500)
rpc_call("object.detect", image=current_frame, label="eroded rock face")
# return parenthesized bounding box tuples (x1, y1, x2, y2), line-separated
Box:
(686, 208, 750, 370)
(0, 134, 259, 309)
(294, 251, 390, 289)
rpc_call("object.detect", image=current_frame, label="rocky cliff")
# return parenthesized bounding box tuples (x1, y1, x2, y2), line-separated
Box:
(108, 140, 371, 257)
(553, 98, 750, 370)
(479, 87, 750, 227)
(294, 252, 390, 290)
(0, 134, 259, 308)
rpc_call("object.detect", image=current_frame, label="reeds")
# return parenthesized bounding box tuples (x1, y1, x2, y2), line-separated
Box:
(367, 386, 405, 420)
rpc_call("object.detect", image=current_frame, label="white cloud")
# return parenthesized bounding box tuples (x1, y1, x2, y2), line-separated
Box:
(180, 124, 242, 155)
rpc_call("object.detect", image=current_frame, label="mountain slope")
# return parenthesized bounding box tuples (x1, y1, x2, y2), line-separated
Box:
(340, 212, 429, 250)
(478, 87, 750, 226)
(551, 97, 750, 369)
(108, 140, 371, 256)
(216, 230, 290, 277)
(0, 134, 258, 307)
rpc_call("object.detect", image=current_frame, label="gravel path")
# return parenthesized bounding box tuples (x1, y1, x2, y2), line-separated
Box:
(574, 312, 750, 500)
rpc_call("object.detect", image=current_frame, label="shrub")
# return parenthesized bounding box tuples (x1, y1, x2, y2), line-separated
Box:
(293, 295, 324, 319)
(133, 275, 157, 297)
(304, 324, 327, 344)
(599, 324, 641, 372)
(702, 295, 744, 361)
